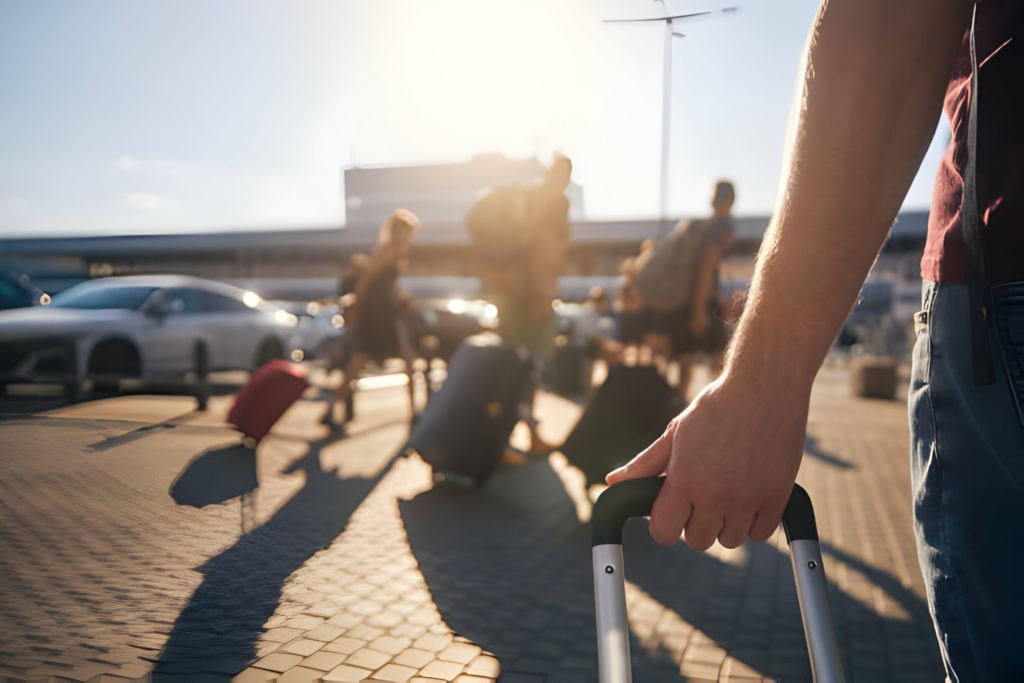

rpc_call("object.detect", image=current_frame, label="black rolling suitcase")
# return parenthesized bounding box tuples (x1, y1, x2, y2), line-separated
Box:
(561, 365, 676, 486)
(591, 478, 845, 683)
(406, 335, 531, 486)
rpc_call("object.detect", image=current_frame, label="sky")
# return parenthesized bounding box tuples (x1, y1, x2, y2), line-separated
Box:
(0, 0, 950, 237)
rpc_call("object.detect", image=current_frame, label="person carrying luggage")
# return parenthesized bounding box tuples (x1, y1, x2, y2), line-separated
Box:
(608, 2, 1024, 680)
(632, 181, 737, 402)
(465, 154, 573, 454)
(325, 209, 419, 432)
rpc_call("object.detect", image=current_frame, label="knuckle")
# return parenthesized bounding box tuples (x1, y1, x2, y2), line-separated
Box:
(705, 485, 731, 510)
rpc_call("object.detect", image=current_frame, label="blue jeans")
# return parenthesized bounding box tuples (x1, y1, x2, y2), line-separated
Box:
(909, 280, 1024, 682)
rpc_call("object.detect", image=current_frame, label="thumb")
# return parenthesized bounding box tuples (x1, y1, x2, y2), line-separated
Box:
(606, 425, 674, 485)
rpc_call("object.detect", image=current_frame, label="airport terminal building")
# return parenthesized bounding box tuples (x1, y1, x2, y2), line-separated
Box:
(0, 154, 928, 310)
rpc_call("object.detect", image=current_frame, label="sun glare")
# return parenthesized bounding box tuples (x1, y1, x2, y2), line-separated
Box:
(346, 0, 604, 162)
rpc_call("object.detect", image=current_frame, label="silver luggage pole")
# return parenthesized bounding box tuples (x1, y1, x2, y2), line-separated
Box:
(591, 477, 845, 683)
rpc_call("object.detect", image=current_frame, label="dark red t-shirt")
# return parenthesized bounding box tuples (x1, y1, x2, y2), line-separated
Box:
(922, 1, 1024, 286)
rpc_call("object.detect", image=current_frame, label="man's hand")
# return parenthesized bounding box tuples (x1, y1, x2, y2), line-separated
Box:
(607, 371, 808, 549)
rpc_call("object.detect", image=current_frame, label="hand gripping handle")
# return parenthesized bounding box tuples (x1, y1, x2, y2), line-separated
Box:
(591, 478, 845, 683)
(591, 477, 818, 547)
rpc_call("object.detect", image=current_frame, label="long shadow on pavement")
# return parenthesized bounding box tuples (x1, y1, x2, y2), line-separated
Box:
(802, 436, 855, 470)
(153, 439, 389, 679)
(401, 459, 942, 683)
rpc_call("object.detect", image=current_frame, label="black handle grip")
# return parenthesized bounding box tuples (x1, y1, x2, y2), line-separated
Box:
(780, 482, 818, 543)
(591, 477, 665, 546)
(591, 477, 818, 546)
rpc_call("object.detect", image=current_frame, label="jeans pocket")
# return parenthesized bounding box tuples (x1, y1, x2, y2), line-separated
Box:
(909, 283, 937, 486)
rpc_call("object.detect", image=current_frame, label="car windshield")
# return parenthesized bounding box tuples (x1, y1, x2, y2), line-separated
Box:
(50, 285, 158, 310)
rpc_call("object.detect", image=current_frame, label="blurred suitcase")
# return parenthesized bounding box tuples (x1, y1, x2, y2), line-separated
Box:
(228, 360, 310, 446)
(406, 335, 531, 486)
(592, 479, 845, 683)
(560, 365, 676, 486)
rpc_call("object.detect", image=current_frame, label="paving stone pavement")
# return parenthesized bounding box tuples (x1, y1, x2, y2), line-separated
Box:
(1, 363, 943, 683)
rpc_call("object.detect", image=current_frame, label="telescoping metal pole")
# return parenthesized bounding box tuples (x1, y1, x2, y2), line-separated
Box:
(591, 478, 845, 683)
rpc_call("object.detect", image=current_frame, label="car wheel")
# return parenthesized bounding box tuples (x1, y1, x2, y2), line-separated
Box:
(254, 337, 284, 370)
(87, 338, 141, 394)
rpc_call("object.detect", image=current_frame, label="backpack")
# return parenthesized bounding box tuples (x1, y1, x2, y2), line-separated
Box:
(464, 184, 531, 266)
(634, 218, 713, 310)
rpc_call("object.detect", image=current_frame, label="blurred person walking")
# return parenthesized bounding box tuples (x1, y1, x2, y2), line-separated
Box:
(325, 210, 419, 432)
(466, 154, 573, 454)
(608, 3, 1024, 680)
(337, 253, 370, 309)
(323, 253, 370, 424)
(671, 182, 736, 398)
(631, 181, 736, 402)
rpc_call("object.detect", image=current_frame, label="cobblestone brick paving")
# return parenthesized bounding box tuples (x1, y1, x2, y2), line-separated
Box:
(0, 389, 404, 681)
(0, 365, 943, 683)
(0, 396, 249, 681)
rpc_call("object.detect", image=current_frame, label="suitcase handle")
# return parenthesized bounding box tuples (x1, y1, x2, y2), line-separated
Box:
(591, 477, 845, 683)
(591, 477, 820, 547)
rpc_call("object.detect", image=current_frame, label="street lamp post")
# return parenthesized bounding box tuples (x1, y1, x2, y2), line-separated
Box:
(605, 3, 737, 228)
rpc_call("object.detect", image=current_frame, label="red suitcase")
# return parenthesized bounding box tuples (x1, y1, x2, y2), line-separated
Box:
(228, 360, 310, 446)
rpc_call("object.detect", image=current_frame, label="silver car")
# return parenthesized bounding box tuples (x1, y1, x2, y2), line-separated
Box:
(0, 275, 298, 399)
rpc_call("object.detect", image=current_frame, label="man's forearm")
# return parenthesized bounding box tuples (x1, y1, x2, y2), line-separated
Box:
(728, 0, 973, 389)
